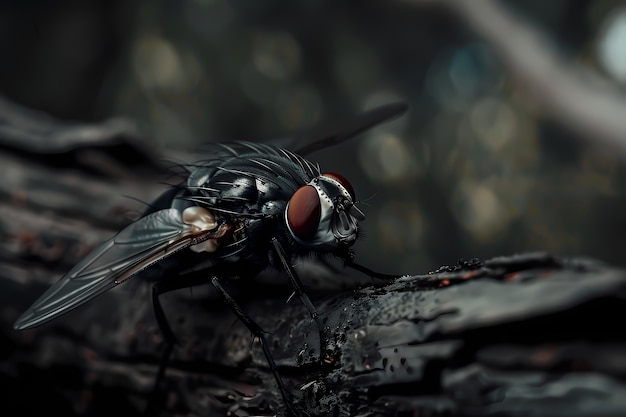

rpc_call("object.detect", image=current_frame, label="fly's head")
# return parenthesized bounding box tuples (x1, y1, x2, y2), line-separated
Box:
(285, 173, 365, 253)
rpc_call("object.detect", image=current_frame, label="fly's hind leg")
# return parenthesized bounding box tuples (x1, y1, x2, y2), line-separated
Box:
(211, 276, 297, 416)
(144, 274, 209, 416)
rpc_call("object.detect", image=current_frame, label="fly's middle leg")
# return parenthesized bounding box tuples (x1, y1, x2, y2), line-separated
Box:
(211, 276, 298, 415)
(145, 273, 212, 415)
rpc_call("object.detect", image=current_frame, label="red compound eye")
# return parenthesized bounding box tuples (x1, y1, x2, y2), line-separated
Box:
(323, 172, 355, 200)
(287, 185, 321, 240)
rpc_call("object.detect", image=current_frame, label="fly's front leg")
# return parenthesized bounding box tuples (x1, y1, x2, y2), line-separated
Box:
(271, 237, 330, 370)
(211, 276, 297, 415)
(271, 238, 323, 329)
(337, 246, 401, 280)
(344, 259, 401, 280)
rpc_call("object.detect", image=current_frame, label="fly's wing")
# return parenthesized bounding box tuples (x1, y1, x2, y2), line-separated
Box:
(184, 103, 408, 165)
(14, 208, 229, 330)
(276, 102, 408, 156)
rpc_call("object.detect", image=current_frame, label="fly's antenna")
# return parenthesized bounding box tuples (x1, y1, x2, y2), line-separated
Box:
(356, 192, 378, 207)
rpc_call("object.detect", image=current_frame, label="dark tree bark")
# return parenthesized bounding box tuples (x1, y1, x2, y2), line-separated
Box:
(1, 96, 626, 417)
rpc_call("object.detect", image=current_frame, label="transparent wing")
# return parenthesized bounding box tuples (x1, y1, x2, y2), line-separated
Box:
(14, 208, 228, 330)
(275, 102, 408, 156)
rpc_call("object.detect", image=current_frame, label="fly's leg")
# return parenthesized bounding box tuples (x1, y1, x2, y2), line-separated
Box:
(211, 276, 297, 415)
(144, 274, 210, 416)
(141, 281, 178, 416)
(344, 259, 401, 280)
(336, 247, 401, 280)
(271, 238, 330, 371)
(271, 238, 323, 327)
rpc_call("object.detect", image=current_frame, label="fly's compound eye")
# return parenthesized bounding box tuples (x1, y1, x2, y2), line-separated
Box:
(287, 185, 321, 240)
(322, 172, 355, 200)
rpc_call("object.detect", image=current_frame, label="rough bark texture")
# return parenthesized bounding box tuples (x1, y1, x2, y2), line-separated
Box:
(2, 96, 626, 417)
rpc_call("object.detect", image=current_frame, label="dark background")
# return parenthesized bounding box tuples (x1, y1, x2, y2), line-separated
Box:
(3, 0, 626, 276)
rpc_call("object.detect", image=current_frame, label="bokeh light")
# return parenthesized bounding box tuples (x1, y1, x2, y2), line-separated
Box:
(596, 6, 626, 83)
(252, 31, 301, 80)
(426, 43, 502, 111)
(359, 132, 417, 183)
(132, 35, 189, 92)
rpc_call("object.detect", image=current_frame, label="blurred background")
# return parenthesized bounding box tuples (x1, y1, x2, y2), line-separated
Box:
(2, 0, 626, 276)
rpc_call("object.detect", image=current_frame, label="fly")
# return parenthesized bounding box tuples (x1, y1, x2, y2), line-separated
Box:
(13, 102, 408, 415)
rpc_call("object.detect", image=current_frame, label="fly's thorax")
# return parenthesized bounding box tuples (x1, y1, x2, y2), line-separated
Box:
(285, 173, 365, 251)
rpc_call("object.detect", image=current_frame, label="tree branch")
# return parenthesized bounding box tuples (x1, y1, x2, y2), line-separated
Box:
(409, 0, 626, 160)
